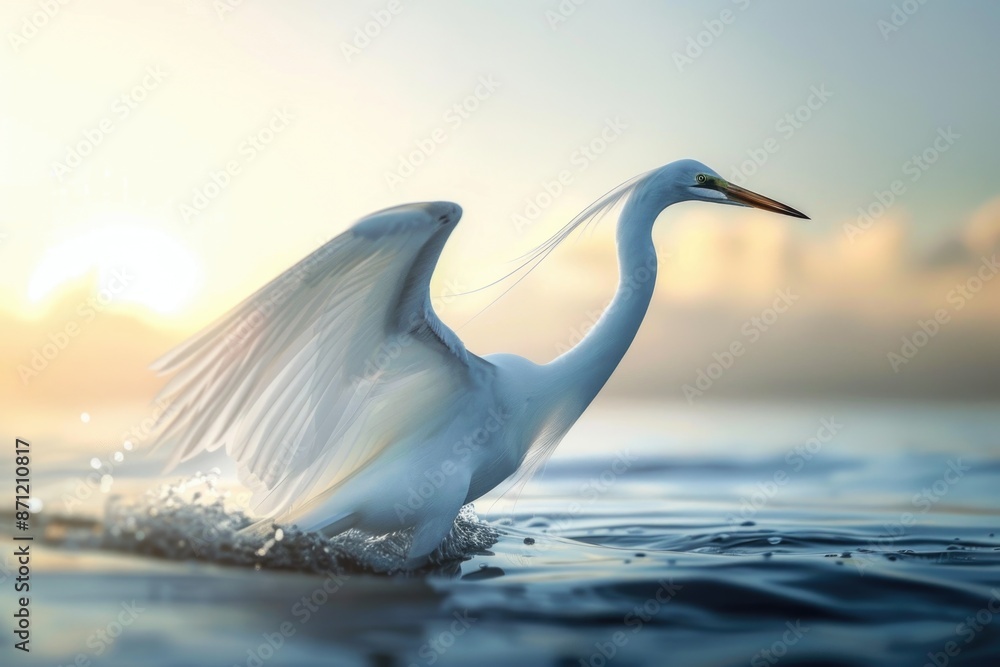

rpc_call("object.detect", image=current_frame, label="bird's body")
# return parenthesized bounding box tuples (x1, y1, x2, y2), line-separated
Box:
(153, 159, 806, 564)
(282, 352, 540, 557)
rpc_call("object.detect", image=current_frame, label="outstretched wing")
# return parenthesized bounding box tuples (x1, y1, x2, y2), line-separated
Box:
(152, 202, 494, 515)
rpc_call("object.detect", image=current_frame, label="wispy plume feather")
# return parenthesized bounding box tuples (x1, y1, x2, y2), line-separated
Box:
(455, 170, 653, 320)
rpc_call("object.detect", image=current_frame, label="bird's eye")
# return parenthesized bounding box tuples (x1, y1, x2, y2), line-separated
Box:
(696, 174, 708, 184)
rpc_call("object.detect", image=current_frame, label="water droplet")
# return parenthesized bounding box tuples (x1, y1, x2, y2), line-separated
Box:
(767, 536, 782, 545)
(274, 529, 284, 542)
(523, 537, 535, 545)
(635, 552, 646, 558)
(113, 451, 124, 462)
(479, 562, 488, 569)
(256, 538, 275, 557)
(762, 552, 773, 559)
(741, 521, 756, 527)
(123, 440, 134, 451)
(80, 412, 90, 423)
(90, 458, 102, 470)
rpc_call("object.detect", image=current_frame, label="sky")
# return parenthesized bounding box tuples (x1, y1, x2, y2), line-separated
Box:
(2, 0, 1000, 428)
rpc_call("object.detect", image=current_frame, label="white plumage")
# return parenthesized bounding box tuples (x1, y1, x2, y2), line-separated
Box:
(152, 161, 807, 563)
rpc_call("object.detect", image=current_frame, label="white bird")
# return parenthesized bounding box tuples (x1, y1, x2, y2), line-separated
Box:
(152, 159, 807, 564)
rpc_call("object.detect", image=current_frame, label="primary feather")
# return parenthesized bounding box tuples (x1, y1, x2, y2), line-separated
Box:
(152, 202, 494, 517)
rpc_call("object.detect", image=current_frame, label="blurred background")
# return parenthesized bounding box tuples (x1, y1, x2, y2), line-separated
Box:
(3, 3, 1000, 666)
(1, 0, 999, 492)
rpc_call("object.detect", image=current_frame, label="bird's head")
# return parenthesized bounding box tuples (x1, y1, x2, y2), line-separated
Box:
(641, 158, 809, 219)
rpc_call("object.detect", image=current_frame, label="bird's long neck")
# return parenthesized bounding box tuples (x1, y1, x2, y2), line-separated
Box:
(545, 194, 659, 412)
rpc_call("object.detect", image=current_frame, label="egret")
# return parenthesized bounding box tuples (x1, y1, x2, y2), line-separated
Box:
(152, 159, 807, 564)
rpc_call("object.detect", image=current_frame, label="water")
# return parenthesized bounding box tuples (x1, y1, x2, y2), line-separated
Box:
(5, 402, 1000, 666)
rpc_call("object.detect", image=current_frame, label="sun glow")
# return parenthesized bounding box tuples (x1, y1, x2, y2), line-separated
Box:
(27, 222, 201, 316)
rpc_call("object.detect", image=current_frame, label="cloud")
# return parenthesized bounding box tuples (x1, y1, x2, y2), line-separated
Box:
(451, 197, 1000, 401)
(3, 198, 999, 414)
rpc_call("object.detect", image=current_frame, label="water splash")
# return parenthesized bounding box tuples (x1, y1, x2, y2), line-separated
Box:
(100, 473, 498, 574)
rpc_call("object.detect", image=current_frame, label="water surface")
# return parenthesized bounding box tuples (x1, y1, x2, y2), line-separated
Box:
(6, 401, 1000, 666)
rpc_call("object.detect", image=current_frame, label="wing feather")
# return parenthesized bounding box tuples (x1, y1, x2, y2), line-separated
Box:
(152, 203, 494, 515)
